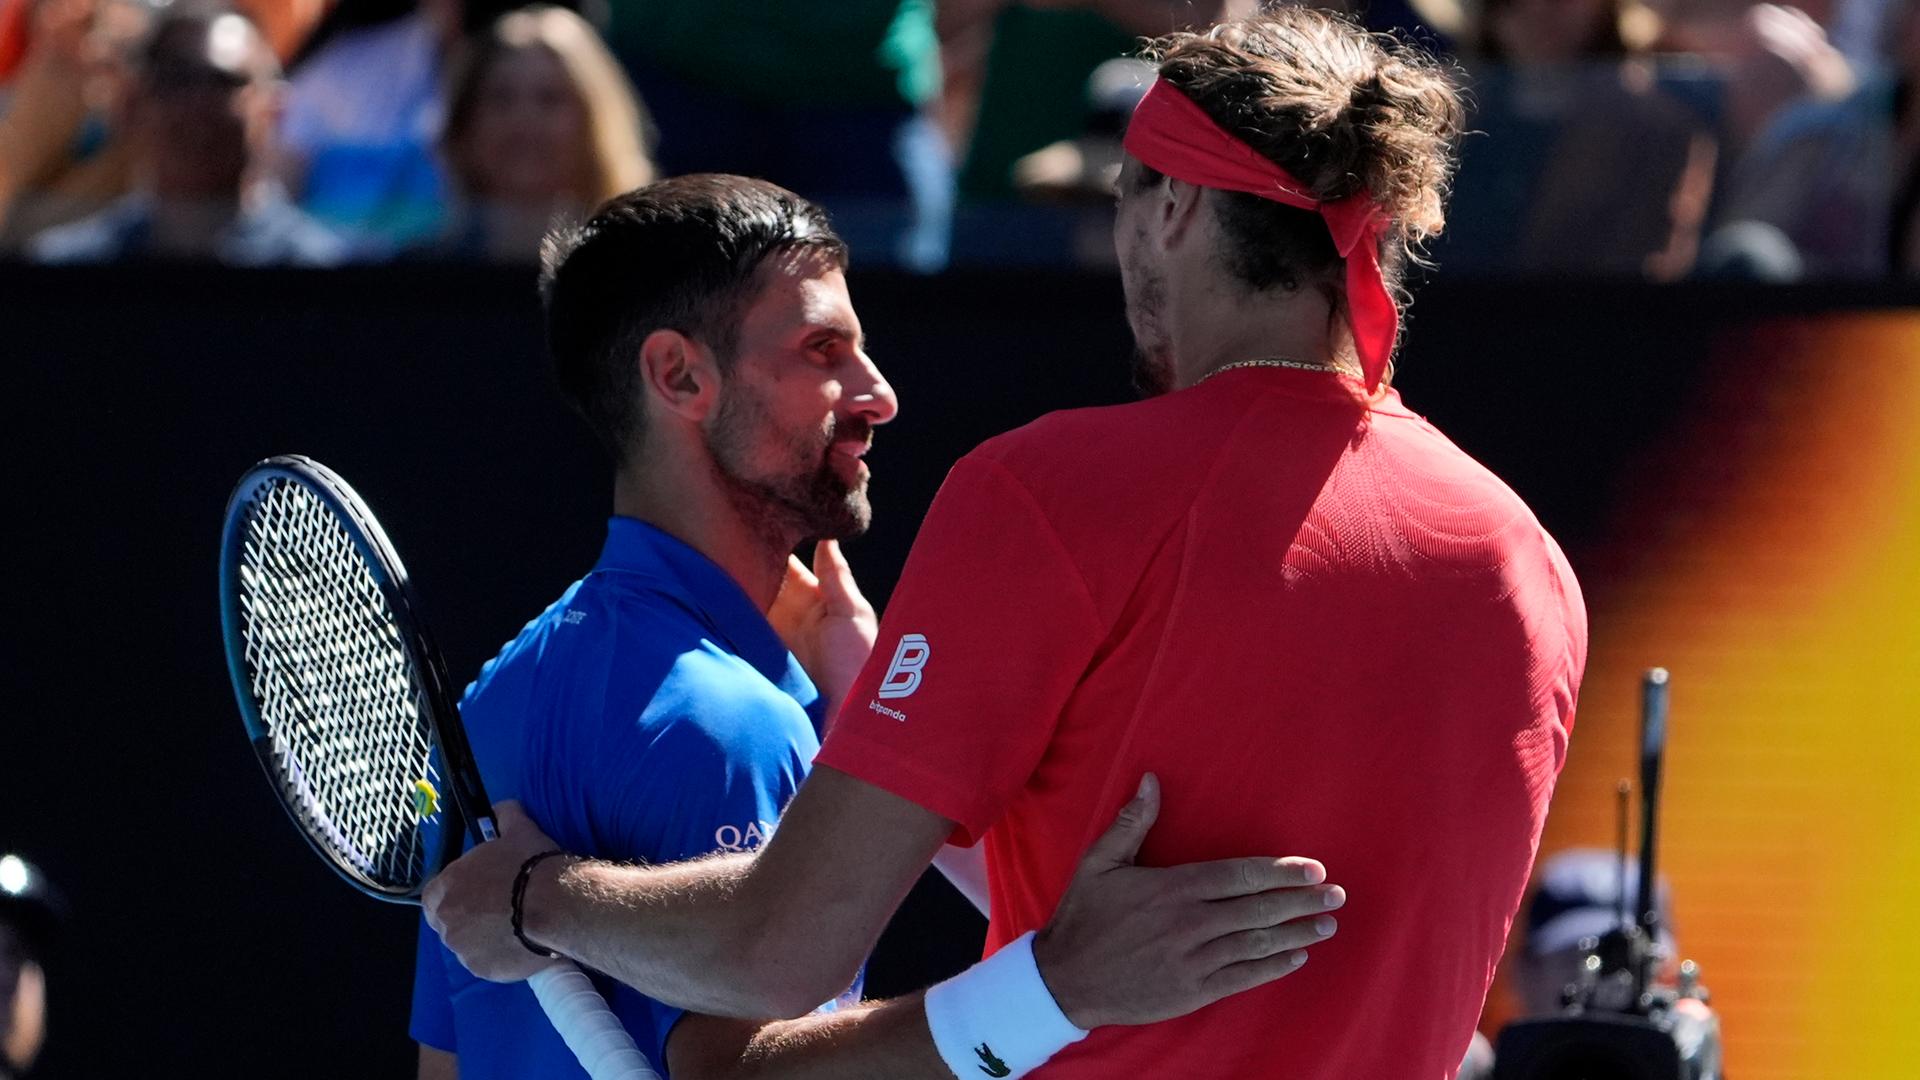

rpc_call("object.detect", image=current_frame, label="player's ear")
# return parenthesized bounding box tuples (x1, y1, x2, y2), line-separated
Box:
(1159, 176, 1206, 249)
(636, 329, 721, 422)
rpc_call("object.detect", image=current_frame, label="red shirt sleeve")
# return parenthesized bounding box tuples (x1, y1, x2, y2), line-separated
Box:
(815, 453, 1103, 845)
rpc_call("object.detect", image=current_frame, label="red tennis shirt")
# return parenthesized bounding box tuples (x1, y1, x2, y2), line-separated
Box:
(815, 365, 1586, 1078)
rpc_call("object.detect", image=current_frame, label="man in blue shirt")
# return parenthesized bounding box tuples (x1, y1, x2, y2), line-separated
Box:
(414, 174, 1344, 1079)
(412, 173, 896, 1078)
(409, 518, 854, 1073)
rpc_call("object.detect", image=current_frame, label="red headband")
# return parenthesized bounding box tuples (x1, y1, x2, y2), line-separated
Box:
(1122, 78, 1397, 391)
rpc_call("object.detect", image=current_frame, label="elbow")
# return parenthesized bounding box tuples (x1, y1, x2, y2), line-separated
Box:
(746, 960, 859, 1022)
(752, 985, 825, 1023)
(736, 918, 862, 1020)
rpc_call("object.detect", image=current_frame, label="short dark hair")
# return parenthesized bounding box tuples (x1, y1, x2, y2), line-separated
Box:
(540, 175, 848, 461)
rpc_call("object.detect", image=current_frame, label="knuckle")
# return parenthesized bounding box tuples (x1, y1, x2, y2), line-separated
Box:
(1285, 892, 1316, 922)
(1257, 894, 1284, 924)
(1235, 861, 1259, 893)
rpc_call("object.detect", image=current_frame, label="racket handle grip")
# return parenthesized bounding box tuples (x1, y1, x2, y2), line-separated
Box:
(528, 961, 664, 1080)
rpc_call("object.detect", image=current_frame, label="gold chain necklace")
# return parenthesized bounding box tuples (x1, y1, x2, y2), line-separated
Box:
(1196, 357, 1337, 386)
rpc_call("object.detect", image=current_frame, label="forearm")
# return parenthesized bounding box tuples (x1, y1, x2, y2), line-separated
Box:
(674, 999, 948, 1080)
(427, 773, 954, 1018)
(738, 999, 950, 1078)
(523, 851, 839, 1019)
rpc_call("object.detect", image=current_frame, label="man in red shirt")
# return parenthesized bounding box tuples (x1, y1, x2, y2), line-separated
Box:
(428, 10, 1586, 1077)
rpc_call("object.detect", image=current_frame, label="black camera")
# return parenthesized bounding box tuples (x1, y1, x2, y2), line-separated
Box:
(1494, 671, 1724, 1080)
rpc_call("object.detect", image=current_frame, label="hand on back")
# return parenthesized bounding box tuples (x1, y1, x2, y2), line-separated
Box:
(1034, 774, 1344, 1029)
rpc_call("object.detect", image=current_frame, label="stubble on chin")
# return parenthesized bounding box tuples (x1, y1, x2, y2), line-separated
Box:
(1122, 241, 1173, 399)
(1130, 341, 1175, 398)
(799, 459, 871, 540)
(1125, 301, 1175, 398)
(709, 396, 873, 544)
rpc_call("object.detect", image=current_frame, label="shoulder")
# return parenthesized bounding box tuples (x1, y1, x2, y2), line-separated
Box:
(971, 396, 1175, 473)
(1375, 411, 1586, 627)
(467, 577, 815, 813)
(544, 573, 817, 752)
(460, 580, 589, 711)
(475, 571, 694, 690)
(951, 391, 1250, 538)
(903, 397, 1235, 619)
(1367, 411, 1550, 543)
(955, 396, 1198, 504)
(463, 572, 694, 707)
(1384, 410, 1552, 522)
(640, 644, 819, 758)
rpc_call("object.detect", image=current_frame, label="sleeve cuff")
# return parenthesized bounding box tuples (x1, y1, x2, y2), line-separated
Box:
(813, 730, 999, 847)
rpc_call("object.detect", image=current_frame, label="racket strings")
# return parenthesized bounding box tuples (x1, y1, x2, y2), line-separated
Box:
(235, 479, 441, 892)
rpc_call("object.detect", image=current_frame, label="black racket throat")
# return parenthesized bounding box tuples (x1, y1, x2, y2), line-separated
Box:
(220, 455, 495, 903)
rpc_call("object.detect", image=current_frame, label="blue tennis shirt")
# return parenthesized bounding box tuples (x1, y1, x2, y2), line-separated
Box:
(411, 517, 848, 1076)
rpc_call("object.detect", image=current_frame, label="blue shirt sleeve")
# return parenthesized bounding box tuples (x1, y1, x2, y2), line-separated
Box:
(586, 667, 815, 1068)
(409, 912, 457, 1052)
(415, 578, 832, 1079)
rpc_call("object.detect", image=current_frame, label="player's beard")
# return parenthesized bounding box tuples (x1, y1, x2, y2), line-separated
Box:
(1122, 231, 1175, 398)
(707, 382, 873, 544)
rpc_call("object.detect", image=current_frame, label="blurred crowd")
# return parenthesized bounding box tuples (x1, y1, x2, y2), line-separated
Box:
(0, 0, 1914, 279)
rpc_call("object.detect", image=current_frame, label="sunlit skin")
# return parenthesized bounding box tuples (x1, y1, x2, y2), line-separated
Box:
(706, 250, 894, 547)
(613, 247, 899, 615)
(1111, 158, 1342, 394)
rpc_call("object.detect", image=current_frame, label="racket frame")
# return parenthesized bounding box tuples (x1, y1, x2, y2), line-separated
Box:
(219, 455, 662, 1080)
(219, 454, 495, 903)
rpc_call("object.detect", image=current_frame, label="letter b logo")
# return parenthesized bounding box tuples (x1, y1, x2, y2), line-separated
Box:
(877, 634, 930, 699)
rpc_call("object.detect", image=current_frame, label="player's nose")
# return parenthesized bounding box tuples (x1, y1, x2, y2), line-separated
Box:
(847, 348, 899, 426)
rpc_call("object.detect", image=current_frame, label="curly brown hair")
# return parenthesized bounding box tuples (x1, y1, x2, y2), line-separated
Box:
(1140, 8, 1464, 297)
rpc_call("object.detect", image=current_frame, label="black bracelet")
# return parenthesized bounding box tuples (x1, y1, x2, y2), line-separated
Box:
(510, 848, 568, 959)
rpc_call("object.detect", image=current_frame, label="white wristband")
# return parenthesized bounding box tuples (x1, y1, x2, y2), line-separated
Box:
(923, 931, 1089, 1080)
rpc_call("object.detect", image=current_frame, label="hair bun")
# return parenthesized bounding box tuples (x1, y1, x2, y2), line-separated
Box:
(1147, 10, 1463, 246)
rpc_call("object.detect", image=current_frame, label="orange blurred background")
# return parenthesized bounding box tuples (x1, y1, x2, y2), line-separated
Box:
(1483, 311, 1920, 1078)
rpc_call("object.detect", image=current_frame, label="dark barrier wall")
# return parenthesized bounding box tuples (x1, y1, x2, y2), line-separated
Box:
(0, 265, 1909, 1075)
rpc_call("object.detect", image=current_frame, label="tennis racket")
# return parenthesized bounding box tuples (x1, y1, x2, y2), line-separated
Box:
(219, 455, 660, 1080)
